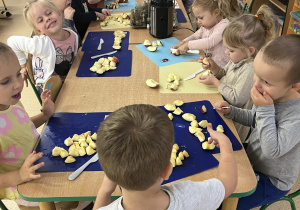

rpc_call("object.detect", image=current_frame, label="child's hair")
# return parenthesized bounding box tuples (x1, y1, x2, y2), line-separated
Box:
(24, 0, 61, 30)
(223, 5, 276, 59)
(191, 0, 232, 19)
(96, 104, 174, 191)
(259, 34, 300, 85)
(0, 42, 14, 57)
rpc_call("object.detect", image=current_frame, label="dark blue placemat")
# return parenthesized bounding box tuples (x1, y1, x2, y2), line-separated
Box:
(176, 9, 187, 23)
(35, 101, 242, 183)
(82, 31, 130, 53)
(76, 50, 132, 77)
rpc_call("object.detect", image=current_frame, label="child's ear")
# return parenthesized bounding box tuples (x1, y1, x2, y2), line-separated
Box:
(160, 162, 173, 180)
(214, 8, 220, 16)
(249, 46, 256, 56)
(290, 82, 300, 92)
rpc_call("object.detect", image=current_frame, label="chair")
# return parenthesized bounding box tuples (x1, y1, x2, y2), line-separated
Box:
(1, 0, 7, 10)
(44, 75, 62, 102)
(260, 189, 300, 210)
(0, 200, 8, 210)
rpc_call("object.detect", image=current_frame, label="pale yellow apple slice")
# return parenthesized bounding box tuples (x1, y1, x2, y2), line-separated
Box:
(143, 39, 151, 47)
(60, 149, 69, 159)
(199, 120, 208, 128)
(173, 143, 179, 151)
(168, 113, 174, 120)
(146, 79, 159, 88)
(86, 135, 92, 144)
(189, 126, 201, 134)
(147, 46, 157, 52)
(176, 157, 183, 165)
(195, 131, 205, 142)
(170, 48, 180, 56)
(91, 132, 97, 140)
(171, 152, 176, 160)
(202, 141, 215, 150)
(183, 150, 189, 157)
(52, 146, 62, 156)
(69, 148, 79, 157)
(202, 57, 209, 65)
(190, 120, 198, 128)
(170, 83, 178, 91)
(89, 140, 97, 149)
(72, 134, 79, 141)
(173, 80, 180, 86)
(166, 73, 175, 83)
(178, 152, 184, 160)
(80, 140, 88, 148)
(171, 159, 176, 167)
(164, 103, 176, 111)
(86, 145, 96, 156)
(83, 131, 91, 138)
(173, 100, 184, 106)
(201, 105, 207, 114)
(216, 125, 224, 133)
(172, 148, 177, 153)
(173, 107, 183, 115)
(64, 137, 73, 146)
(78, 147, 86, 156)
(157, 40, 163, 46)
(65, 156, 76, 163)
(182, 113, 196, 121)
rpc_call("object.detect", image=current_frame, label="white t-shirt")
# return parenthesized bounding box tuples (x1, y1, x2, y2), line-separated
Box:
(99, 179, 225, 210)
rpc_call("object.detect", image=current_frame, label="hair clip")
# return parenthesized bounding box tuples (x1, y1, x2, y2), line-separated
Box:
(254, 14, 259, 18)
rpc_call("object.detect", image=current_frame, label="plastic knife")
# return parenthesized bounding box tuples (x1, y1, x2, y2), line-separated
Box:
(183, 68, 205, 81)
(91, 50, 117, 59)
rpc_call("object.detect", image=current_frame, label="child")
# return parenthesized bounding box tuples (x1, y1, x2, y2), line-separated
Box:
(172, 0, 232, 67)
(71, 0, 110, 40)
(0, 42, 54, 207)
(93, 104, 237, 209)
(198, 5, 276, 141)
(214, 34, 300, 210)
(7, 0, 79, 95)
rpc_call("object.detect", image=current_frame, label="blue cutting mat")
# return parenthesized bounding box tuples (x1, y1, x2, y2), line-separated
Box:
(136, 37, 200, 67)
(176, 9, 187, 23)
(104, 0, 137, 12)
(76, 50, 132, 77)
(35, 101, 242, 184)
(82, 31, 130, 53)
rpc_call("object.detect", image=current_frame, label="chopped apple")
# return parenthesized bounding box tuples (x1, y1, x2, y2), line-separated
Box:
(182, 113, 196, 121)
(91, 132, 97, 140)
(86, 135, 92, 144)
(69, 148, 79, 157)
(171, 159, 176, 167)
(173, 80, 180, 86)
(178, 152, 184, 160)
(64, 137, 73, 146)
(83, 131, 91, 138)
(199, 120, 208, 128)
(176, 157, 183, 165)
(216, 125, 224, 133)
(173, 143, 179, 151)
(65, 156, 76, 163)
(157, 40, 163, 46)
(113, 43, 121, 50)
(86, 145, 96, 156)
(78, 134, 86, 142)
(96, 68, 106, 74)
(52, 146, 62, 156)
(170, 83, 178, 91)
(152, 42, 157, 47)
(174, 75, 181, 81)
(60, 149, 69, 159)
(147, 46, 157, 52)
(173, 107, 183, 115)
(168, 113, 174, 120)
(90, 65, 98, 72)
(146, 79, 159, 88)
(112, 56, 119, 63)
(190, 120, 198, 128)
(171, 152, 176, 160)
(202, 57, 209, 65)
(80, 140, 88, 148)
(143, 39, 151, 47)
(183, 150, 189, 157)
(201, 105, 207, 114)
(72, 134, 79, 141)
(189, 126, 201, 134)
(164, 103, 176, 111)
(78, 147, 86, 156)
(173, 100, 184, 106)
(172, 148, 177, 153)
(170, 48, 180, 56)
(202, 141, 215, 150)
(195, 131, 205, 142)
(89, 140, 97, 149)
(166, 73, 175, 83)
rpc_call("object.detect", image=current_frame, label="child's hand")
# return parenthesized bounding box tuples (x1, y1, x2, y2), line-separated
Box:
(19, 151, 44, 183)
(172, 41, 184, 49)
(41, 89, 55, 119)
(207, 123, 232, 148)
(251, 86, 273, 106)
(21, 67, 28, 87)
(101, 9, 111, 16)
(64, 6, 75, 20)
(177, 42, 189, 54)
(199, 57, 219, 75)
(214, 101, 232, 115)
(96, 12, 106, 21)
(198, 75, 220, 86)
(198, 57, 210, 70)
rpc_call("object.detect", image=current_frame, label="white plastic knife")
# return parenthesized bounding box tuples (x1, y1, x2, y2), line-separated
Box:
(187, 50, 199, 54)
(183, 68, 205, 81)
(91, 50, 117, 59)
(97, 38, 104, 51)
(68, 153, 99, 181)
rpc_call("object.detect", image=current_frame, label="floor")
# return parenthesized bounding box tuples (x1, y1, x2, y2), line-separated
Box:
(0, 0, 299, 209)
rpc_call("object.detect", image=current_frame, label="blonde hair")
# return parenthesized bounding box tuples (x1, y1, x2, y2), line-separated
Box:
(24, 0, 61, 30)
(223, 5, 276, 59)
(191, 0, 232, 19)
(96, 104, 174, 191)
(260, 34, 300, 85)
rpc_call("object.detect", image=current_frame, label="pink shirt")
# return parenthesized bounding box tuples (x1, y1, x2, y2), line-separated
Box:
(183, 18, 230, 68)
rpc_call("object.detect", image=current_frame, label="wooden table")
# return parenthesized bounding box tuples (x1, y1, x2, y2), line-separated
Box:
(18, 2, 257, 209)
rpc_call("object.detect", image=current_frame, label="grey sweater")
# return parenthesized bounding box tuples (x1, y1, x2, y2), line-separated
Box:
(226, 98, 300, 190)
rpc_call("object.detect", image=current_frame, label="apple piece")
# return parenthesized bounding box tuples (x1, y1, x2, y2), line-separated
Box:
(173, 143, 179, 151)
(72, 134, 79, 141)
(90, 65, 98, 72)
(189, 126, 201, 134)
(60, 149, 69, 159)
(98, 58, 105, 64)
(86, 145, 96, 156)
(172, 148, 177, 153)
(112, 43, 121, 50)
(171, 159, 176, 167)
(182, 113, 196, 121)
(176, 157, 183, 165)
(216, 125, 224, 133)
(166, 73, 175, 83)
(78, 134, 86, 142)
(190, 120, 198, 128)
(52, 146, 62, 156)
(174, 75, 181, 81)
(170, 83, 178, 91)
(202, 141, 215, 150)
(173, 80, 180, 86)
(178, 152, 184, 160)
(80, 140, 88, 148)
(168, 113, 174, 120)
(173, 107, 183, 115)
(201, 105, 207, 114)
(65, 156, 76, 163)
(157, 40, 163, 46)
(89, 140, 97, 149)
(146, 79, 159, 88)
(96, 68, 106, 74)
(112, 56, 119, 63)
(170, 48, 180, 56)
(109, 66, 117, 70)
(164, 103, 176, 111)
(147, 46, 157, 52)
(91, 132, 97, 140)
(171, 152, 176, 160)
(86, 135, 92, 144)
(183, 150, 189, 157)
(152, 42, 157, 47)
(69, 148, 79, 157)
(78, 147, 86, 156)
(199, 120, 208, 128)
(64, 137, 73, 146)
(202, 57, 209, 65)
(173, 100, 184, 106)
(200, 70, 212, 76)
(110, 61, 116, 67)
(195, 131, 205, 142)
(143, 39, 151, 47)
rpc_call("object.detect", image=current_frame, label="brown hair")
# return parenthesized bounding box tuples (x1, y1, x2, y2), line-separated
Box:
(96, 104, 174, 191)
(0, 42, 15, 61)
(24, 0, 61, 30)
(259, 34, 300, 85)
(191, 0, 232, 19)
(223, 5, 276, 59)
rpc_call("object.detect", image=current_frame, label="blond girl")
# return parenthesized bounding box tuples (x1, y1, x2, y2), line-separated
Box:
(172, 0, 232, 67)
(199, 5, 276, 141)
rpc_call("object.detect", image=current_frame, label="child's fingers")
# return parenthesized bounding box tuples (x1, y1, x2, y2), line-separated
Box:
(31, 162, 45, 172)
(29, 173, 42, 180)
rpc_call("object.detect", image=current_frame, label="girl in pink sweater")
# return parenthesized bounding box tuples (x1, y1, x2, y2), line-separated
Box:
(172, 0, 231, 67)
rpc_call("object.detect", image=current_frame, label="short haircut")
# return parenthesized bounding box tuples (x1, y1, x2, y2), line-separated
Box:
(0, 42, 15, 60)
(96, 104, 174, 191)
(259, 34, 300, 85)
(223, 5, 276, 59)
(191, 0, 232, 19)
(24, 0, 61, 30)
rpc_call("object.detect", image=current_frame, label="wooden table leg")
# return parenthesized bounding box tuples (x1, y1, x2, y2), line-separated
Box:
(38, 202, 56, 210)
(222, 197, 239, 210)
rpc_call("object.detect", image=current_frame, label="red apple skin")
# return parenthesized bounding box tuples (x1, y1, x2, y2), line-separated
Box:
(112, 56, 119, 63)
